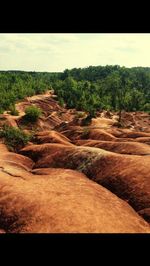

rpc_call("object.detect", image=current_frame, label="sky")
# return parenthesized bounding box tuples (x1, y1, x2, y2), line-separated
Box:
(0, 33, 150, 72)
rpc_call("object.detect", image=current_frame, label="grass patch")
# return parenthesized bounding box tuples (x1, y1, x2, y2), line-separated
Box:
(0, 124, 31, 152)
(8, 105, 19, 116)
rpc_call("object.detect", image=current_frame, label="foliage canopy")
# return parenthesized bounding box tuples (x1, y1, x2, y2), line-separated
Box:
(0, 66, 150, 118)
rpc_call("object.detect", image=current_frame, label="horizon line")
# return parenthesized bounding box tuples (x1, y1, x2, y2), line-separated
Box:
(0, 64, 150, 73)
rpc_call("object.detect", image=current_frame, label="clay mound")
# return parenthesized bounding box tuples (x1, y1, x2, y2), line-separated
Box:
(59, 126, 150, 144)
(74, 139, 150, 155)
(107, 128, 150, 139)
(44, 112, 63, 127)
(106, 128, 133, 137)
(59, 126, 84, 140)
(121, 111, 150, 132)
(0, 114, 18, 128)
(86, 153, 150, 222)
(34, 116, 62, 131)
(34, 130, 73, 146)
(16, 92, 76, 131)
(54, 121, 70, 132)
(0, 167, 149, 233)
(0, 143, 9, 153)
(30, 97, 64, 115)
(21, 143, 74, 162)
(21, 143, 150, 222)
(18, 109, 64, 131)
(32, 118, 53, 131)
(0, 149, 34, 171)
(90, 154, 150, 214)
(118, 112, 135, 128)
(16, 92, 64, 116)
(135, 137, 150, 145)
(0, 144, 34, 179)
(88, 129, 117, 141)
(58, 127, 117, 141)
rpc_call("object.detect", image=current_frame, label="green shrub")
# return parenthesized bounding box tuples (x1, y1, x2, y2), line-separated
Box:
(0, 109, 4, 114)
(0, 124, 31, 152)
(9, 105, 19, 116)
(24, 106, 42, 123)
(59, 98, 65, 107)
(143, 103, 150, 112)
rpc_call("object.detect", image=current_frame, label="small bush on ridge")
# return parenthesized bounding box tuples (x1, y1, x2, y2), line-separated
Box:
(24, 106, 42, 123)
(0, 124, 31, 152)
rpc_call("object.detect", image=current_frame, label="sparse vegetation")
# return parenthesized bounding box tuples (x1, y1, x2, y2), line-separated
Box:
(0, 124, 31, 151)
(24, 106, 42, 123)
(9, 105, 19, 116)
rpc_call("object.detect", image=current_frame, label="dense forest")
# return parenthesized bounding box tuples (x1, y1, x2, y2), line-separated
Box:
(0, 65, 150, 115)
(54, 65, 150, 116)
(0, 71, 59, 113)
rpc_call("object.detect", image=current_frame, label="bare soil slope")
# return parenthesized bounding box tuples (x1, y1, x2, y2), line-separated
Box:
(1, 90, 150, 232)
(0, 163, 149, 233)
(21, 143, 150, 222)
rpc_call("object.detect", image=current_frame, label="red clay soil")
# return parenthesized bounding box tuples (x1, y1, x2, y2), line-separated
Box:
(59, 126, 85, 140)
(135, 137, 150, 145)
(26, 94, 75, 124)
(106, 128, 150, 138)
(74, 139, 150, 155)
(88, 129, 117, 141)
(1, 91, 150, 232)
(61, 126, 150, 144)
(57, 126, 118, 141)
(0, 114, 18, 128)
(120, 111, 150, 132)
(15, 93, 76, 131)
(0, 144, 34, 171)
(34, 130, 73, 146)
(20, 143, 150, 222)
(0, 166, 149, 233)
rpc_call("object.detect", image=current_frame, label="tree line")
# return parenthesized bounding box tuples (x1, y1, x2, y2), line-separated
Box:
(0, 71, 59, 113)
(53, 65, 150, 116)
(0, 66, 150, 116)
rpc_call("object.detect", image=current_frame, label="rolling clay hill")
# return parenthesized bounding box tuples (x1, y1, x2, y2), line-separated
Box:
(0, 90, 150, 233)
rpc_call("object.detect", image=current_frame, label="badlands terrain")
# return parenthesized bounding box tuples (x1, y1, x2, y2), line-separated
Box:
(0, 90, 150, 233)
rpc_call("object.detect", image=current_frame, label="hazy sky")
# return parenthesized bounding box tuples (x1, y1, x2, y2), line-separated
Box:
(0, 33, 150, 72)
